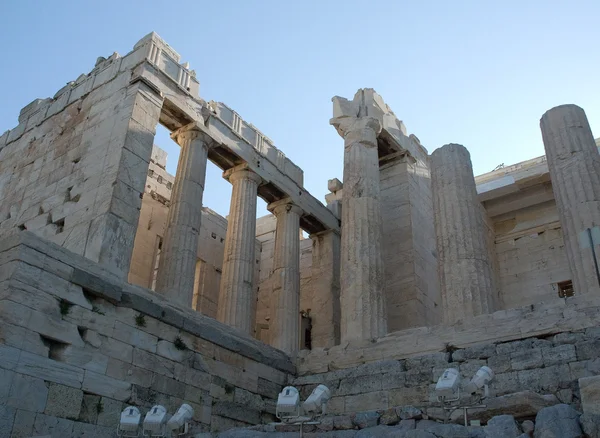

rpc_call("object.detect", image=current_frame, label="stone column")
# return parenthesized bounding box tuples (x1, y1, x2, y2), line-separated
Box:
(268, 199, 302, 354)
(330, 116, 387, 343)
(540, 105, 600, 295)
(155, 123, 212, 307)
(217, 164, 262, 334)
(309, 229, 341, 348)
(431, 144, 495, 324)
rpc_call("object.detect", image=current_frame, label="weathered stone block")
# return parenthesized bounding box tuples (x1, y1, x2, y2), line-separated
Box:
(150, 373, 186, 398)
(7, 374, 48, 412)
(487, 354, 511, 374)
(98, 335, 133, 363)
(576, 339, 600, 361)
(353, 411, 380, 429)
(0, 344, 21, 370)
(534, 404, 582, 438)
(16, 350, 84, 388)
(234, 387, 264, 412)
(212, 401, 260, 424)
(485, 414, 520, 437)
(553, 331, 585, 345)
(0, 368, 14, 400)
(580, 375, 600, 415)
(338, 374, 383, 396)
(0, 405, 16, 437)
(379, 407, 399, 425)
(510, 347, 542, 371)
(96, 397, 124, 428)
(452, 344, 496, 362)
(71, 421, 115, 438)
(113, 320, 158, 352)
(32, 413, 74, 437)
(333, 415, 354, 430)
(156, 339, 193, 362)
(388, 386, 427, 408)
(78, 394, 101, 424)
(346, 391, 389, 413)
(184, 367, 211, 391)
(541, 343, 576, 366)
(82, 370, 132, 401)
(579, 413, 600, 438)
(106, 357, 153, 388)
(11, 408, 36, 438)
(44, 383, 83, 419)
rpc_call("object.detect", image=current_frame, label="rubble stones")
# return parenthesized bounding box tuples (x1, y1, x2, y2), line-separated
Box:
(579, 413, 600, 438)
(533, 404, 582, 438)
(484, 415, 520, 437)
(352, 411, 380, 429)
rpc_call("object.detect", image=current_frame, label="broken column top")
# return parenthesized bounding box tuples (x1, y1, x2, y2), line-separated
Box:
(331, 88, 428, 159)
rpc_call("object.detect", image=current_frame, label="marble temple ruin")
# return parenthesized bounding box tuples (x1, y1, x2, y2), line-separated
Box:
(1, 33, 600, 437)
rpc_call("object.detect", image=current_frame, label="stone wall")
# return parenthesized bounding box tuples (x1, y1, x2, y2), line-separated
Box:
(380, 151, 440, 331)
(0, 232, 293, 436)
(0, 44, 164, 278)
(492, 197, 570, 309)
(293, 322, 600, 421)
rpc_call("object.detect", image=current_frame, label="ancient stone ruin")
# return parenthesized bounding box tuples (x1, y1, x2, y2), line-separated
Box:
(0, 32, 599, 437)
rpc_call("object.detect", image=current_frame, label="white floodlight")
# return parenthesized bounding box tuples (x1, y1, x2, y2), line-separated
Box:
(142, 405, 168, 437)
(303, 384, 331, 416)
(435, 368, 461, 402)
(465, 366, 494, 397)
(166, 404, 194, 435)
(118, 406, 141, 437)
(276, 386, 301, 421)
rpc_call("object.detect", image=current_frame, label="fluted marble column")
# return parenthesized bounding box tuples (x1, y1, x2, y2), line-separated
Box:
(431, 144, 495, 324)
(156, 123, 212, 307)
(541, 105, 600, 295)
(268, 199, 302, 354)
(217, 165, 262, 334)
(330, 116, 387, 343)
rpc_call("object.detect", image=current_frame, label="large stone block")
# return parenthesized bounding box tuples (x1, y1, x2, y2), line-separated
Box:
(0, 344, 21, 370)
(534, 404, 582, 438)
(82, 370, 132, 401)
(112, 320, 158, 352)
(0, 368, 14, 400)
(0, 405, 16, 437)
(96, 397, 124, 428)
(345, 391, 389, 413)
(106, 357, 153, 388)
(32, 413, 74, 437)
(11, 408, 36, 438)
(510, 348, 543, 371)
(44, 383, 84, 419)
(7, 374, 48, 412)
(16, 351, 84, 388)
(580, 375, 600, 415)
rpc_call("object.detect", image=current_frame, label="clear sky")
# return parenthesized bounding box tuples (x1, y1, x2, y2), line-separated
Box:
(1, 1, 599, 218)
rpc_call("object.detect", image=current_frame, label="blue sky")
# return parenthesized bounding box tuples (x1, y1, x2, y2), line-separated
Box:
(1, 1, 599, 218)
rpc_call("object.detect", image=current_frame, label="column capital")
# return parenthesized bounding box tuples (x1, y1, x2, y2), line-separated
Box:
(170, 122, 217, 148)
(267, 198, 303, 216)
(329, 116, 381, 148)
(223, 163, 263, 184)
